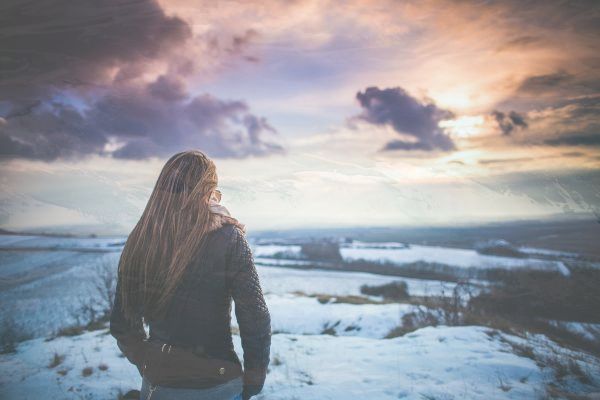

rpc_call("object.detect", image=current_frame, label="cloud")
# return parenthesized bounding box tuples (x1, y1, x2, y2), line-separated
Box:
(491, 110, 528, 135)
(544, 134, 600, 147)
(495, 35, 541, 52)
(0, 76, 284, 161)
(353, 86, 455, 152)
(517, 71, 574, 94)
(489, 96, 600, 149)
(147, 75, 189, 102)
(0, 0, 283, 161)
(0, 0, 191, 104)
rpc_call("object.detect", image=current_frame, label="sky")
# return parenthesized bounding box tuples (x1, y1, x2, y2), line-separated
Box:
(0, 0, 599, 234)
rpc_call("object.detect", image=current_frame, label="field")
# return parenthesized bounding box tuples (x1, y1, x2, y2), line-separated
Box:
(1, 220, 600, 399)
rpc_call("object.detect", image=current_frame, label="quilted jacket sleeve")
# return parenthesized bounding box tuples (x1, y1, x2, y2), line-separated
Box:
(226, 226, 272, 399)
(109, 276, 147, 376)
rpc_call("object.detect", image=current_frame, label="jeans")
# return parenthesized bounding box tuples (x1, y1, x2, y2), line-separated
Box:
(140, 375, 243, 400)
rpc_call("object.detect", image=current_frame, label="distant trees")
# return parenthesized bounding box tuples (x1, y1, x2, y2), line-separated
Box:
(300, 239, 343, 262)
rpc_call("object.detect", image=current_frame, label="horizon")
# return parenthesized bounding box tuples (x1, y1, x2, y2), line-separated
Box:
(1, 211, 595, 238)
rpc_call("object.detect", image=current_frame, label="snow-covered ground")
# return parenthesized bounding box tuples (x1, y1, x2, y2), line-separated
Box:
(1, 235, 468, 339)
(341, 243, 570, 274)
(0, 251, 121, 337)
(0, 234, 125, 251)
(2, 234, 599, 399)
(2, 325, 598, 400)
(257, 265, 465, 298)
(249, 293, 411, 338)
(252, 240, 575, 275)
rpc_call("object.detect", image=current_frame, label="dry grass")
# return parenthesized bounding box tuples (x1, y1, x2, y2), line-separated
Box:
(291, 291, 387, 305)
(48, 352, 65, 368)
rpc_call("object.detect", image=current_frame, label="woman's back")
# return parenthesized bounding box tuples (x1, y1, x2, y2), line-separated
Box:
(148, 223, 271, 378)
(111, 223, 271, 399)
(109, 150, 271, 400)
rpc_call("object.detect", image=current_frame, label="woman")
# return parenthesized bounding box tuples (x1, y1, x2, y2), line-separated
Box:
(109, 150, 271, 400)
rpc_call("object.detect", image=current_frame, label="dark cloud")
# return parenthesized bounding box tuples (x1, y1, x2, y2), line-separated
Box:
(0, 0, 192, 104)
(353, 86, 455, 152)
(562, 151, 586, 158)
(496, 35, 541, 52)
(518, 71, 574, 94)
(544, 134, 600, 147)
(0, 77, 283, 161)
(204, 29, 261, 62)
(491, 110, 528, 135)
(0, 1, 282, 161)
(147, 75, 189, 102)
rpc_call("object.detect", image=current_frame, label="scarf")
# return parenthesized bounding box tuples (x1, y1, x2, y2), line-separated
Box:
(207, 192, 246, 234)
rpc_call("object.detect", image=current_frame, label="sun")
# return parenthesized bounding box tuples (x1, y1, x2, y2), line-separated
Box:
(438, 115, 485, 138)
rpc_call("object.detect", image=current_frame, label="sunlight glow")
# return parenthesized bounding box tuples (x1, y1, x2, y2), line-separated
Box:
(439, 115, 485, 138)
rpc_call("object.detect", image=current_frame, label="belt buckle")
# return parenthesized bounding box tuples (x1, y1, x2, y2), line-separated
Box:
(160, 343, 172, 354)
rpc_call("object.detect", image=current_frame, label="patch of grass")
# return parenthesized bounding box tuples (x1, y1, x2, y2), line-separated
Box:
(48, 352, 65, 368)
(82, 366, 93, 377)
(321, 320, 341, 336)
(497, 375, 512, 392)
(385, 325, 411, 339)
(272, 355, 283, 366)
(385, 310, 440, 338)
(56, 325, 85, 337)
(292, 291, 385, 305)
(568, 359, 591, 385)
(509, 342, 536, 360)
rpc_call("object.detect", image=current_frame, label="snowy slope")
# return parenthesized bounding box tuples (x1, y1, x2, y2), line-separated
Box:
(2, 325, 597, 400)
(244, 294, 410, 338)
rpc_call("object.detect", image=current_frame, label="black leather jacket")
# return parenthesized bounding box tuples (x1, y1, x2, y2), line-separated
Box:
(110, 224, 271, 399)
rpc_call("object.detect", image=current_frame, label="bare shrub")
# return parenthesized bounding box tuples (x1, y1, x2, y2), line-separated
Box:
(92, 259, 118, 315)
(63, 258, 118, 336)
(0, 316, 32, 354)
(473, 268, 600, 323)
(360, 281, 409, 301)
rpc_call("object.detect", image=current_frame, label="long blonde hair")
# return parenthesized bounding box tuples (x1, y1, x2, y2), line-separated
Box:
(117, 150, 218, 323)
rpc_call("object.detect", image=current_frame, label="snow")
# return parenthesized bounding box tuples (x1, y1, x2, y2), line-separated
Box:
(252, 245, 302, 258)
(2, 234, 599, 399)
(0, 234, 125, 251)
(340, 242, 569, 273)
(256, 265, 464, 298)
(0, 246, 460, 340)
(1, 251, 121, 337)
(546, 320, 600, 342)
(251, 241, 572, 275)
(4, 325, 596, 400)
(248, 294, 410, 338)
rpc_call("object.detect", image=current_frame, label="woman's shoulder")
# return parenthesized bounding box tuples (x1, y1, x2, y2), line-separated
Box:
(209, 220, 246, 244)
(207, 212, 246, 236)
